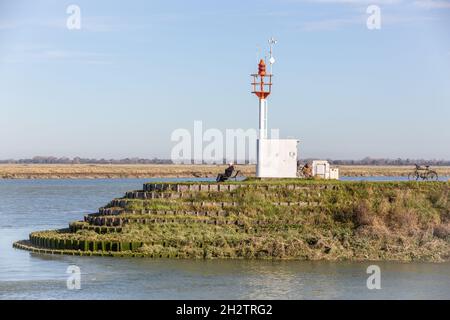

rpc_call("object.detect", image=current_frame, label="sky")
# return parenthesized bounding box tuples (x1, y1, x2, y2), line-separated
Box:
(0, 0, 449, 160)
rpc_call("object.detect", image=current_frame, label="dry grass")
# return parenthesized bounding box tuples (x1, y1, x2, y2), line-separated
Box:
(0, 164, 253, 179)
(1, 164, 450, 179)
(339, 165, 450, 177)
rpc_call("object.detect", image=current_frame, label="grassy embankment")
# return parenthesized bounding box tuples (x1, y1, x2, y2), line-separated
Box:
(14, 179, 450, 261)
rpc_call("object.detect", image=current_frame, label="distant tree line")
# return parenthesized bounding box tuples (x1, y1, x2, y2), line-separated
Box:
(0, 156, 449, 166)
(0, 156, 173, 164)
(306, 157, 450, 166)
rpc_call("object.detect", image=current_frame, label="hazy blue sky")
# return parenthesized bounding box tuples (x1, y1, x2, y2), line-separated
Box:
(0, 0, 449, 160)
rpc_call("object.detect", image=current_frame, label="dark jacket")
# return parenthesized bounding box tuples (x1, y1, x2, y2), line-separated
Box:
(224, 165, 235, 177)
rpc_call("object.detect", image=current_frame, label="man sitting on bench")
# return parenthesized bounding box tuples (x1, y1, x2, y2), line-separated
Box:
(216, 163, 240, 182)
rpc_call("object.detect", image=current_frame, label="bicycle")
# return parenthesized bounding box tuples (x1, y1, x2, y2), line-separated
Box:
(297, 163, 313, 179)
(408, 165, 439, 181)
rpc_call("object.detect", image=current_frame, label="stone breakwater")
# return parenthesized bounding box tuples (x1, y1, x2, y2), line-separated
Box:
(13, 180, 450, 261)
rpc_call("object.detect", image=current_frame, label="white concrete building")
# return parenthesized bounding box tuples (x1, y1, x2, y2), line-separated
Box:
(312, 160, 339, 180)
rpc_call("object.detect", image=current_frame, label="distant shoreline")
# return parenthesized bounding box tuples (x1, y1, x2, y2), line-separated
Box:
(1, 164, 450, 179)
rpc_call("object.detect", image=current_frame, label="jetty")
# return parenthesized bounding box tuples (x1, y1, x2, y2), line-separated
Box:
(13, 179, 450, 261)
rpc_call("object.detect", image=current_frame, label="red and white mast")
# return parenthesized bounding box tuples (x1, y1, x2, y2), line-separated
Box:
(251, 38, 277, 177)
(250, 38, 300, 179)
(252, 59, 272, 176)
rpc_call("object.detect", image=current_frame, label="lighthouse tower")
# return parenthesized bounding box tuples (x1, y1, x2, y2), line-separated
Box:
(251, 41, 299, 178)
(251, 59, 272, 177)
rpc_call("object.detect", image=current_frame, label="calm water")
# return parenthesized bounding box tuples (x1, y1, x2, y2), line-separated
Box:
(0, 178, 449, 300)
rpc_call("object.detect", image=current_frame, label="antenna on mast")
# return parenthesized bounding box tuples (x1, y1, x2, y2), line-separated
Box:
(268, 37, 277, 74)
